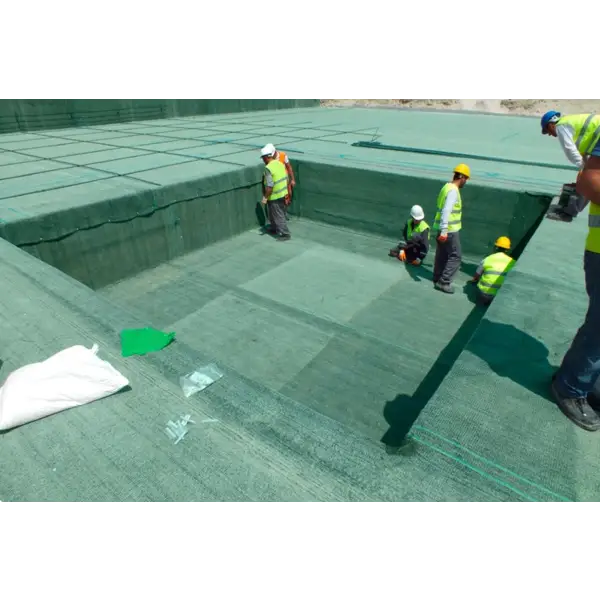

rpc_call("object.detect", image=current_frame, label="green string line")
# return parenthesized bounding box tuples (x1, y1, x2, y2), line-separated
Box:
(410, 434, 539, 502)
(414, 425, 573, 502)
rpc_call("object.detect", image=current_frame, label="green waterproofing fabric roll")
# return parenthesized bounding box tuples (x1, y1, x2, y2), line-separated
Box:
(121, 327, 176, 357)
(351, 140, 579, 172)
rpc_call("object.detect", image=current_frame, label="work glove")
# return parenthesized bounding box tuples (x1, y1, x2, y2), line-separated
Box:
(398, 250, 406, 262)
(261, 196, 268, 205)
(411, 259, 422, 266)
(437, 233, 448, 243)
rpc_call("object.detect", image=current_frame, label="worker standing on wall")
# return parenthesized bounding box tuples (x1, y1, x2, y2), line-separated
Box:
(389, 205, 430, 265)
(260, 145, 291, 241)
(432, 164, 471, 294)
(262, 143, 296, 214)
(468, 236, 516, 305)
(548, 112, 600, 431)
(541, 111, 592, 221)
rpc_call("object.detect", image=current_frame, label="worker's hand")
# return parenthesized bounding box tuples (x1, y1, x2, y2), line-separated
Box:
(261, 197, 268, 205)
(291, 179, 296, 188)
(437, 233, 448, 243)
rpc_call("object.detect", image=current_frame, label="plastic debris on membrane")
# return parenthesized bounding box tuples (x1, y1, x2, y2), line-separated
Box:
(165, 414, 196, 445)
(180, 363, 224, 398)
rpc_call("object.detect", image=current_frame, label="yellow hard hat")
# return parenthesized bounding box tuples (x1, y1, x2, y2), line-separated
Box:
(495, 236, 511, 250)
(454, 163, 471, 178)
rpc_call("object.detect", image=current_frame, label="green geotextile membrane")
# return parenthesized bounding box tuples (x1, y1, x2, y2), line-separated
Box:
(291, 160, 551, 260)
(0, 100, 319, 134)
(412, 211, 597, 502)
(0, 106, 593, 502)
(121, 328, 175, 357)
(351, 141, 579, 172)
(0, 227, 525, 502)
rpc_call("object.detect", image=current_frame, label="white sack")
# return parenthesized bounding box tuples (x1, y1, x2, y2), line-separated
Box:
(0, 344, 129, 431)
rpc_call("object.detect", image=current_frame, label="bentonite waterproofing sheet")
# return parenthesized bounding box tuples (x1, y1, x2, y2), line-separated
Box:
(0, 100, 320, 134)
(0, 107, 568, 289)
(0, 105, 592, 501)
(412, 205, 598, 502)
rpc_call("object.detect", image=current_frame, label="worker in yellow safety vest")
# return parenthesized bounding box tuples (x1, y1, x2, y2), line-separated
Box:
(260, 144, 291, 241)
(542, 111, 600, 431)
(542, 111, 594, 221)
(469, 236, 516, 306)
(261, 142, 296, 214)
(432, 163, 471, 294)
(389, 205, 430, 265)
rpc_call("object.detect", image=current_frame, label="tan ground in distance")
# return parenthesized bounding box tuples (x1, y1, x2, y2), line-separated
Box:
(321, 99, 600, 116)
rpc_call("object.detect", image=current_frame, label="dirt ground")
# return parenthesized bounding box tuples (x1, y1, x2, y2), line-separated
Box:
(321, 99, 600, 116)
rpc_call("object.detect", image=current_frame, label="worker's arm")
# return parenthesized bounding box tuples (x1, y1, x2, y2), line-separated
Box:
(439, 187, 458, 236)
(284, 156, 296, 187)
(470, 262, 484, 283)
(262, 168, 274, 204)
(557, 124, 584, 169)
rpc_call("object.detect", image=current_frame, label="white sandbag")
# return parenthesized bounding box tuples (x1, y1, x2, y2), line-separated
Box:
(0, 344, 129, 431)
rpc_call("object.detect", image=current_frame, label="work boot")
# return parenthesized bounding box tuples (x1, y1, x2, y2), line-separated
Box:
(550, 379, 600, 432)
(277, 234, 291, 242)
(435, 282, 455, 294)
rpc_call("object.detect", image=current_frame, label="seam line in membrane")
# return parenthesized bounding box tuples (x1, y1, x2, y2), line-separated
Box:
(410, 434, 539, 502)
(413, 426, 573, 502)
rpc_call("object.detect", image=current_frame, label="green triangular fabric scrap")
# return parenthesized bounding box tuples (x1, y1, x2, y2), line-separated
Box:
(120, 327, 176, 357)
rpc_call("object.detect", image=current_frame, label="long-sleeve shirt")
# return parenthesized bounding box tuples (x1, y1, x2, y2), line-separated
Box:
(556, 123, 584, 169)
(439, 186, 458, 235)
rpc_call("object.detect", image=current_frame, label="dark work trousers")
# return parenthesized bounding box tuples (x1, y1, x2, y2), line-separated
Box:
(393, 240, 424, 263)
(433, 232, 462, 285)
(268, 199, 290, 236)
(555, 250, 600, 398)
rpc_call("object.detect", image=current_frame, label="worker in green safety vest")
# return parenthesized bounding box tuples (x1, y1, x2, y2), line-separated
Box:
(389, 204, 430, 265)
(469, 236, 515, 306)
(542, 111, 600, 431)
(432, 163, 471, 294)
(260, 144, 291, 241)
(542, 111, 596, 222)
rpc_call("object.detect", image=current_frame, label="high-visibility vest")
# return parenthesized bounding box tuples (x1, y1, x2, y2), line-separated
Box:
(587, 203, 600, 254)
(407, 219, 430, 239)
(433, 182, 462, 233)
(477, 252, 516, 296)
(557, 114, 600, 156)
(264, 159, 288, 201)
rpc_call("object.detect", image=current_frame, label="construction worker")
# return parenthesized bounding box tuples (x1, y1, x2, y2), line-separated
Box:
(260, 145, 291, 241)
(469, 237, 515, 305)
(389, 205, 430, 265)
(541, 111, 593, 221)
(432, 164, 471, 294)
(548, 112, 600, 431)
(261, 142, 296, 211)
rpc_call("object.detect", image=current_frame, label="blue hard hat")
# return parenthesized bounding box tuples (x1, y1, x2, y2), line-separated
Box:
(541, 110, 561, 133)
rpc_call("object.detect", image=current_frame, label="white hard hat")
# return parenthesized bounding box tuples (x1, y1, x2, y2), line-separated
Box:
(410, 205, 425, 220)
(260, 143, 276, 157)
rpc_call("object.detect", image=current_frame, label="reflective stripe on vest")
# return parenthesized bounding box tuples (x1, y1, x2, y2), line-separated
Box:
(477, 252, 516, 296)
(558, 114, 600, 156)
(586, 203, 600, 254)
(433, 182, 462, 233)
(407, 219, 430, 239)
(265, 160, 288, 201)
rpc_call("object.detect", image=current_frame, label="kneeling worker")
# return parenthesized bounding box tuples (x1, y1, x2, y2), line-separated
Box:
(469, 236, 516, 305)
(260, 145, 291, 241)
(389, 205, 430, 265)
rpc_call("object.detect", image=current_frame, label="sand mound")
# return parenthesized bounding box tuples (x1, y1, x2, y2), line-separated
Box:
(321, 96, 600, 116)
